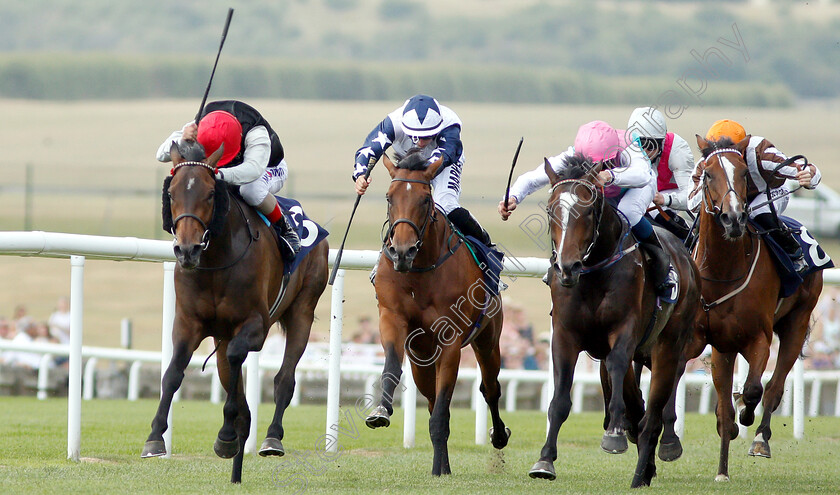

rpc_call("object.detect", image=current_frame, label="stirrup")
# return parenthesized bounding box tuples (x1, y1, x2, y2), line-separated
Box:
(792, 255, 808, 275)
(656, 265, 678, 301)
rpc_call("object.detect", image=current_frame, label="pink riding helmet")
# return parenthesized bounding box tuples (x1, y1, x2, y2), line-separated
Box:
(573, 120, 623, 163)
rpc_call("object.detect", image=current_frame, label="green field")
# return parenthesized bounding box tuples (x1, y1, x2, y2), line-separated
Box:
(1, 98, 839, 351)
(2, 397, 839, 494)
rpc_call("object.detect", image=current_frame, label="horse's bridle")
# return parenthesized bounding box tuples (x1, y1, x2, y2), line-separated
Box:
(170, 161, 217, 251)
(383, 178, 435, 252)
(700, 148, 747, 221)
(547, 178, 604, 265)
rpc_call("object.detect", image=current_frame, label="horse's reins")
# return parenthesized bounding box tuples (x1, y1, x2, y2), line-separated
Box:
(547, 178, 637, 273)
(169, 161, 258, 271)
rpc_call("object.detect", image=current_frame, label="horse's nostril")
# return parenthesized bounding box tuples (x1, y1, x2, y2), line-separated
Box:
(406, 246, 418, 258)
(719, 214, 732, 226)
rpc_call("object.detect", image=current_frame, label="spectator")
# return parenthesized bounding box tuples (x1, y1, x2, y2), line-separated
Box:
(351, 315, 378, 345)
(500, 304, 538, 370)
(48, 296, 71, 345)
(0, 316, 13, 364)
(6, 317, 53, 370)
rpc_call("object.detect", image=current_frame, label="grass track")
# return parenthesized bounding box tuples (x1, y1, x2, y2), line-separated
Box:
(2, 397, 839, 494)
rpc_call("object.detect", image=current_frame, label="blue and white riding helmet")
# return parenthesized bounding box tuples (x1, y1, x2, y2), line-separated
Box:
(401, 94, 443, 140)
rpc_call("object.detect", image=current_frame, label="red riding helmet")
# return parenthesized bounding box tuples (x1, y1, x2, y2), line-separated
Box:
(196, 110, 242, 167)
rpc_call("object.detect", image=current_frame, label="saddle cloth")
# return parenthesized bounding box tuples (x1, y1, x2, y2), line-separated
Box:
(258, 196, 329, 275)
(756, 216, 833, 298)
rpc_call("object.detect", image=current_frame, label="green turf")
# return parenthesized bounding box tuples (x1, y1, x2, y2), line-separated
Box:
(2, 397, 839, 494)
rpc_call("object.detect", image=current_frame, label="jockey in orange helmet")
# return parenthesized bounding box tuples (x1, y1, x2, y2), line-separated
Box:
(688, 119, 821, 273)
(156, 100, 300, 258)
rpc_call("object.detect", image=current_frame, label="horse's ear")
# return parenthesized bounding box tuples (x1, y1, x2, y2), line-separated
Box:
(424, 155, 445, 181)
(382, 153, 397, 178)
(695, 134, 709, 152)
(170, 141, 183, 165)
(207, 143, 225, 168)
(161, 176, 174, 234)
(735, 134, 751, 155)
(586, 160, 605, 182)
(544, 158, 561, 185)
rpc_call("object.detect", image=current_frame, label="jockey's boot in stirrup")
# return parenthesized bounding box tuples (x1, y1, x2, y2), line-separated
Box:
(756, 213, 807, 275)
(637, 230, 677, 298)
(276, 213, 301, 259)
(447, 207, 494, 248)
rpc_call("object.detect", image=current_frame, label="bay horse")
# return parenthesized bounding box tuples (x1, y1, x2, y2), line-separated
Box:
(141, 141, 329, 484)
(363, 150, 510, 476)
(690, 135, 822, 481)
(527, 155, 701, 488)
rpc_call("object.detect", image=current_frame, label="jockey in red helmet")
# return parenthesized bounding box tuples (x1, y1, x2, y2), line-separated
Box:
(156, 100, 300, 258)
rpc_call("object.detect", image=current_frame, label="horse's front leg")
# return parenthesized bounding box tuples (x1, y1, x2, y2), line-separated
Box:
(366, 310, 407, 429)
(735, 329, 771, 428)
(428, 347, 460, 476)
(142, 320, 202, 458)
(529, 331, 580, 481)
(214, 315, 266, 484)
(711, 350, 738, 482)
(260, 305, 317, 457)
(601, 327, 637, 454)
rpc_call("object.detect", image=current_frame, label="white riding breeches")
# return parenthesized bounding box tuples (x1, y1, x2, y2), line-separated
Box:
(748, 185, 789, 218)
(238, 159, 288, 207)
(616, 178, 657, 227)
(430, 159, 464, 215)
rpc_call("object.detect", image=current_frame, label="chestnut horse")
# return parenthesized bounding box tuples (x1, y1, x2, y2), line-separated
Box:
(527, 155, 700, 488)
(363, 150, 510, 476)
(141, 142, 329, 483)
(690, 136, 822, 481)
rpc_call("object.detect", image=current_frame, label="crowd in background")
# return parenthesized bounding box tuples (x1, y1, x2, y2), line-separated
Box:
(0, 297, 70, 371)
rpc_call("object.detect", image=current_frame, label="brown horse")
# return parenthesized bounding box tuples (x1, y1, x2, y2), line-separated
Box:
(141, 141, 329, 483)
(363, 150, 510, 476)
(690, 135, 822, 481)
(527, 155, 701, 488)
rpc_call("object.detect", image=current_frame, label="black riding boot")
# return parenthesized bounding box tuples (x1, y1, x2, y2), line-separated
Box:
(754, 213, 807, 274)
(637, 230, 677, 297)
(276, 212, 301, 259)
(447, 207, 493, 248)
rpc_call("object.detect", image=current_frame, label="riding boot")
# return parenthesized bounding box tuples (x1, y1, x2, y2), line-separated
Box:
(754, 213, 807, 274)
(447, 207, 494, 248)
(635, 228, 677, 298)
(275, 212, 301, 259)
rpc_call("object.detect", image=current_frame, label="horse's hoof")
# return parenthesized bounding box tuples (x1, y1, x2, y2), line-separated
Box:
(601, 432, 628, 454)
(658, 440, 683, 461)
(213, 437, 240, 459)
(365, 405, 391, 429)
(258, 437, 285, 457)
(631, 475, 651, 488)
(715, 474, 730, 482)
(141, 440, 166, 458)
(528, 460, 556, 480)
(489, 427, 511, 449)
(748, 440, 771, 458)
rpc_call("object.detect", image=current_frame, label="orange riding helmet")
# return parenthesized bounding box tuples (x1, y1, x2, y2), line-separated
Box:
(706, 119, 746, 143)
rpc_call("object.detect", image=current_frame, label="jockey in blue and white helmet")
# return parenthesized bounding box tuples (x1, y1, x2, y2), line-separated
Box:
(353, 94, 493, 246)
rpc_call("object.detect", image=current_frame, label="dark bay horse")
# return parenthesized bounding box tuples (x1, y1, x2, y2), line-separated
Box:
(690, 135, 822, 481)
(363, 151, 510, 476)
(527, 155, 700, 488)
(141, 142, 329, 483)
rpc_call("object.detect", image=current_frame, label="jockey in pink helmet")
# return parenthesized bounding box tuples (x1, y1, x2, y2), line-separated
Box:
(499, 120, 676, 296)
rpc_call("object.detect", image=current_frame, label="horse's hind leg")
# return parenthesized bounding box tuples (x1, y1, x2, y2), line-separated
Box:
(601, 329, 636, 454)
(142, 330, 201, 458)
(429, 351, 459, 476)
(711, 350, 739, 482)
(631, 342, 680, 488)
(471, 320, 509, 450)
(751, 308, 811, 458)
(261, 307, 317, 457)
(658, 353, 686, 462)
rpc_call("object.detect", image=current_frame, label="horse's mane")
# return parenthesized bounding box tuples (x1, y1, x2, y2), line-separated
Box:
(559, 153, 597, 181)
(395, 149, 429, 170)
(699, 137, 736, 159)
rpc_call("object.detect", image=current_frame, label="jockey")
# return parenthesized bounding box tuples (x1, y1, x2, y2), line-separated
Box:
(156, 100, 300, 258)
(499, 120, 677, 297)
(688, 119, 821, 274)
(626, 107, 694, 212)
(353, 94, 494, 247)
